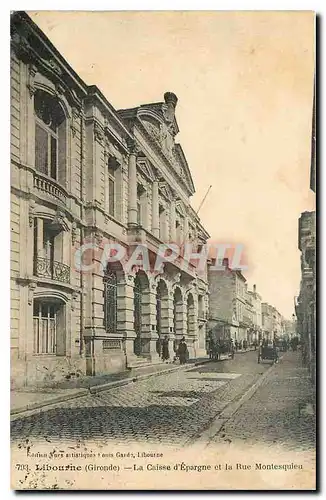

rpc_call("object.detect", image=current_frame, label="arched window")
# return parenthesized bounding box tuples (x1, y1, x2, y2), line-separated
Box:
(34, 90, 66, 184)
(104, 268, 117, 333)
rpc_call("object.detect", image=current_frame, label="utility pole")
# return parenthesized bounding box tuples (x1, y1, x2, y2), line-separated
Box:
(196, 185, 212, 215)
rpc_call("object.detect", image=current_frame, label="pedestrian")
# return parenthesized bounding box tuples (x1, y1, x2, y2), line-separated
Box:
(234, 339, 238, 352)
(177, 337, 188, 365)
(162, 335, 169, 362)
(215, 340, 221, 361)
(208, 337, 214, 359)
(230, 339, 235, 359)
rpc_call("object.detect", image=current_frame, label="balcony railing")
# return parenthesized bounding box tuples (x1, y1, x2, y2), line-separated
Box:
(34, 172, 67, 205)
(34, 256, 70, 284)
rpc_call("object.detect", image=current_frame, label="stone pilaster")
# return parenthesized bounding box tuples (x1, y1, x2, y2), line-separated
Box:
(140, 279, 160, 362)
(62, 229, 70, 267)
(128, 142, 138, 226)
(165, 288, 176, 357)
(184, 216, 189, 243)
(170, 200, 176, 242)
(24, 283, 36, 357)
(26, 64, 37, 167)
(175, 294, 186, 338)
(117, 273, 137, 365)
(93, 122, 104, 205)
(152, 181, 159, 238)
(36, 217, 44, 257)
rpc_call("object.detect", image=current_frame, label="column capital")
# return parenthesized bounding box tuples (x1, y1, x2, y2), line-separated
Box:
(127, 138, 141, 155)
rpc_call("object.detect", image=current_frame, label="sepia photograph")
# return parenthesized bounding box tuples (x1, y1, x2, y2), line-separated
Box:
(9, 8, 316, 490)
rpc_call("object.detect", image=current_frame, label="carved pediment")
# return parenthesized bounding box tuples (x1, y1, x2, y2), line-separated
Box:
(131, 93, 196, 197)
(176, 200, 187, 217)
(142, 119, 176, 161)
(142, 119, 193, 189)
(159, 181, 174, 202)
(137, 158, 156, 182)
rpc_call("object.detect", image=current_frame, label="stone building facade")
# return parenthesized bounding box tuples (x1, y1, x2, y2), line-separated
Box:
(262, 303, 284, 341)
(10, 12, 210, 388)
(296, 211, 316, 381)
(247, 284, 262, 344)
(261, 303, 274, 341)
(207, 259, 249, 343)
(296, 87, 316, 386)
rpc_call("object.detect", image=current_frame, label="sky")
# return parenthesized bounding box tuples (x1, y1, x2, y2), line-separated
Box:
(28, 10, 315, 319)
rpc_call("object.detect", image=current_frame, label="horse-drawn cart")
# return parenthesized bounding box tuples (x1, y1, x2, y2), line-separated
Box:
(258, 344, 278, 364)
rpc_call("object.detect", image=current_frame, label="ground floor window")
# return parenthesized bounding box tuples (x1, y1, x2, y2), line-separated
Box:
(33, 299, 65, 355)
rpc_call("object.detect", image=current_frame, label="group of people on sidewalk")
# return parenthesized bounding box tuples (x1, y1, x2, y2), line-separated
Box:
(160, 336, 189, 365)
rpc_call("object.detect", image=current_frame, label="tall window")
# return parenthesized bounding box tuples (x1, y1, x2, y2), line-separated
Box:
(33, 302, 57, 355)
(107, 155, 120, 218)
(104, 268, 118, 333)
(34, 90, 65, 182)
(33, 219, 70, 283)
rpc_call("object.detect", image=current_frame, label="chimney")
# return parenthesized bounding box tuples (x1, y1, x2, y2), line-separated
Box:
(164, 92, 178, 123)
(164, 92, 178, 109)
(253, 284, 256, 293)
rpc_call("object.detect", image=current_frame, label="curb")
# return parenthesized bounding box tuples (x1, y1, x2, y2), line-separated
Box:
(10, 388, 89, 416)
(11, 358, 212, 418)
(187, 356, 282, 447)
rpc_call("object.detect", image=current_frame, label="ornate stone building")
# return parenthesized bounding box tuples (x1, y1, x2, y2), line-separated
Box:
(207, 259, 249, 343)
(10, 12, 210, 388)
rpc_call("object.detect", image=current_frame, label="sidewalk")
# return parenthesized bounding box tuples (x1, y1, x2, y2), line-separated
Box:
(206, 350, 316, 450)
(11, 355, 211, 416)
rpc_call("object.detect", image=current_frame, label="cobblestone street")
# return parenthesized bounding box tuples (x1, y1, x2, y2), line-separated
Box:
(11, 351, 269, 447)
(207, 351, 315, 452)
(11, 351, 315, 453)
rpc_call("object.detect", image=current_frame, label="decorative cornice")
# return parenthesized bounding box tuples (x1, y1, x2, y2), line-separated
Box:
(94, 122, 105, 144)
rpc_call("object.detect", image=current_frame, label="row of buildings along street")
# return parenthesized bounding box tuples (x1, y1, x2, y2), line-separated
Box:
(296, 89, 316, 388)
(9, 11, 299, 391)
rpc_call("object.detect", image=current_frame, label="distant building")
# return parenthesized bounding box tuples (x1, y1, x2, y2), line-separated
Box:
(262, 303, 273, 341)
(247, 284, 262, 343)
(283, 318, 296, 341)
(208, 259, 249, 343)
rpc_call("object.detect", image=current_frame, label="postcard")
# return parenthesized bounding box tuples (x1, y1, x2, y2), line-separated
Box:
(10, 10, 316, 490)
